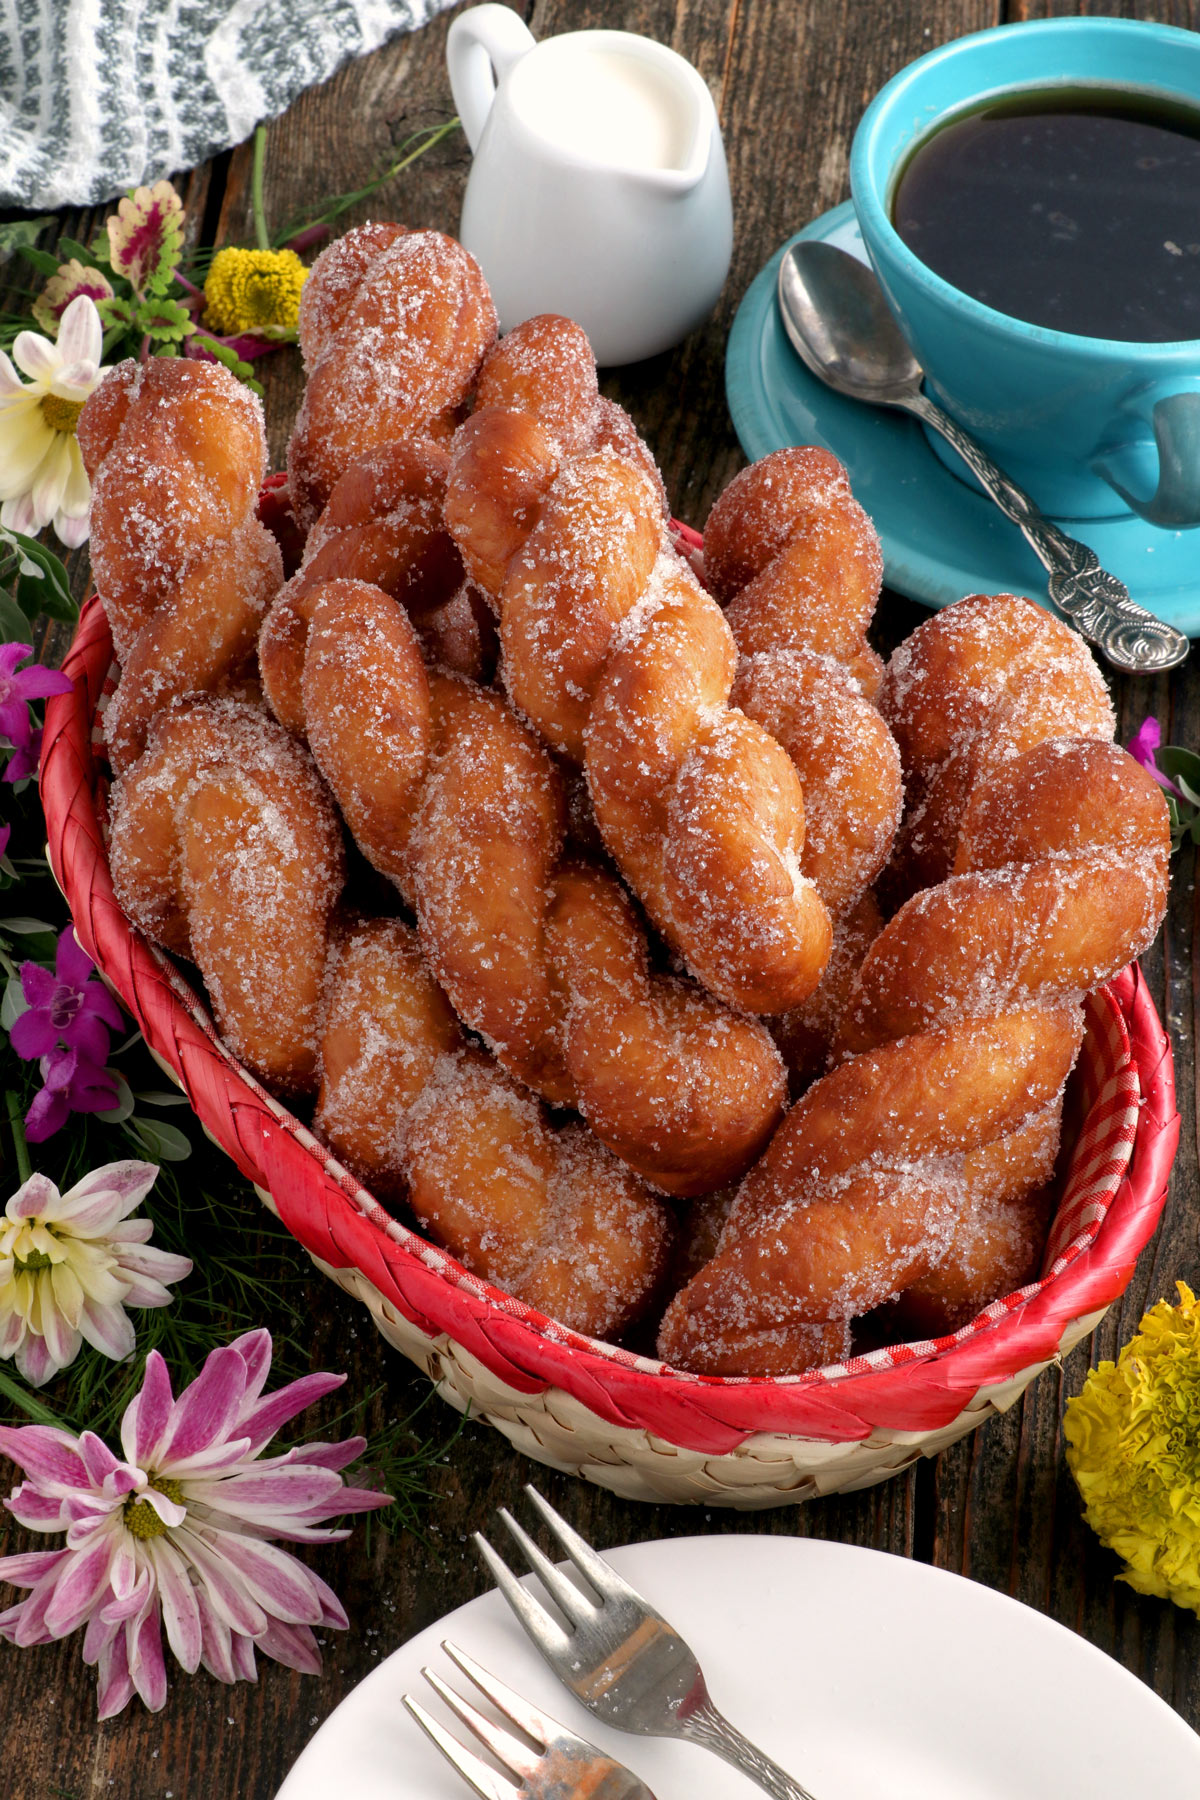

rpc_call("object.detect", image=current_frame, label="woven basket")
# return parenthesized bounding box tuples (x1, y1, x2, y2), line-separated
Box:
(40, 588, 1180, 1508)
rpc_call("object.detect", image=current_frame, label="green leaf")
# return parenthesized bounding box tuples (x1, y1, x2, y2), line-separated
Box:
(100, 324, 134, 361)
(108, 181, 185, 299)
(272, 118, 461, 245)
(132, 1089, 190, 1108)
(1157, 746, 1200, 788)
(96, 293, 134, 331)
(94, 1071, 134, 1125)
(55, 236, 104, 270)
(0, 218, 55, 257)
(1, 927, 57, 964)
(189, 334, 263, 397)
(15, 244, 62, 277)
(2, 528, 77, 623)
(126, 1117, 192, 1162)
(1, 976, 28, 1030)
(0, 917, 56, 934)
(135, 293, 195, 343)
(0, 1365, 65, 1425)
(0, 590, 30, 643)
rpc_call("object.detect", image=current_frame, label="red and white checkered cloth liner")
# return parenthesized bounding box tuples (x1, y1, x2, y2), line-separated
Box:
(42, 587, 1179, 1456)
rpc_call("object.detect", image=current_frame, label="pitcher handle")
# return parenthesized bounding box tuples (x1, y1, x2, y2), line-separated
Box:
(447, 3, 536, 152)
(1095, 383, 1200, 529)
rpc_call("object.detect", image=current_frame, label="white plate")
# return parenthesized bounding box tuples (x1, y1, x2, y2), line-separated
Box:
(276, 1534, 1200, 1798)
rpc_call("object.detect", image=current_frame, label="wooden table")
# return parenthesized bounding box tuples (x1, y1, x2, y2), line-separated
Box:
(5, 2, 1200, 1794)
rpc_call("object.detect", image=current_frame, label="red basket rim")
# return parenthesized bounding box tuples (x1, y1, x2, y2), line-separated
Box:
(40, 591, 1180, 1456)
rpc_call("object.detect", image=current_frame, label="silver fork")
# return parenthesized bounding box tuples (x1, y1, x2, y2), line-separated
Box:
(474, 1486, 819, 1800)
(402, 1638, 656, 1800)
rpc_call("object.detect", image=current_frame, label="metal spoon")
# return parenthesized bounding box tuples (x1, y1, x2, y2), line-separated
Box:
(777, 239, 1190, 673)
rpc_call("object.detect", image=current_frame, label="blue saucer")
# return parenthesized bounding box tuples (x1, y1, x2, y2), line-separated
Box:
(726, 202, 1200, 638)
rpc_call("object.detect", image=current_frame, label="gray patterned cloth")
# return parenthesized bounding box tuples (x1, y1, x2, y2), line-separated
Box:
(0, 0, 459, 211)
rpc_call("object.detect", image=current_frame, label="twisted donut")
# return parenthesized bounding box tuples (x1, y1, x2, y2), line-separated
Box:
(703, 446, 885, 700)
(728, 646, 902, 1081)
(445, 318, 836, 1014)
(699, 452, 900, 1074)
(880, 591, 1115, 900)
(260, 439, 496, 714)
(316, 916, 673, 1336)
(108, 699, 345, 1097)
(291, 577, 788, 1194)
(78, 358, 283, 771)
(287, 225, 498, 528)
(658, 599, 1170, 1374)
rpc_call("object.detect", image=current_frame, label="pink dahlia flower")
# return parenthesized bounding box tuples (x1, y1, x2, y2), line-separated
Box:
(0, 1330, 391, 1715)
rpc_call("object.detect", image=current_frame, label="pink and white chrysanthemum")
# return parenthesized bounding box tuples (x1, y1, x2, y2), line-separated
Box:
(0, 1161, 191, 1386)
(0, 1330, 391, 1716)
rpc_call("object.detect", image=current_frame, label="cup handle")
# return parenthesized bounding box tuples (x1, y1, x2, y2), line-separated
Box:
(446, 3, 536, 152)
(1095, 383, 1200, 529)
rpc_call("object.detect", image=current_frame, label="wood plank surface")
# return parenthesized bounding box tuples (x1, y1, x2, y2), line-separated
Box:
(2, 2, 1200, 1795)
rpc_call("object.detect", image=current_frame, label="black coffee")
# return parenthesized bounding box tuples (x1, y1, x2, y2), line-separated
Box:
(890, 86, 1200, 341)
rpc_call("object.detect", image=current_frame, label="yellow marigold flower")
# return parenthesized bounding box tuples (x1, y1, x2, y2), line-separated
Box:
(1065, 1282, 1200, 1617)
(203, 247, 308, 340)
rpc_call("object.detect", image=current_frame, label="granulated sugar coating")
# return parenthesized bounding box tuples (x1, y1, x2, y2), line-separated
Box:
(301, 578, 432, 900)
(288, 227, 498, 526)
(705, 445, 886, 699)
(271, 440, 475, 690)
(80, 358, 269, 665)
(662, 587, 1169, 1376)
(297, 222, 410, 371)
(104, 516, 283, 775)
(407, 673, 788, 1193)
(84, 222, 1173, 1383)
(402, 1049, 672, 1338)
(731, 647, 902, 918)
(882, 593, 1116, 899)
(546, 861, 787, 1195)
(315, 924, 671, 1335)
(109, 698, 344, 1096)
(109, 698, 339, 961)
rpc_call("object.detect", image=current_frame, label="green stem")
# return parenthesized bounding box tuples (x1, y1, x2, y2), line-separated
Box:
(273, 118, 460, 245)
(6, 1092, 31, 1184)
(0, 1364, 63, 1426)
(251, 124, 271, 252)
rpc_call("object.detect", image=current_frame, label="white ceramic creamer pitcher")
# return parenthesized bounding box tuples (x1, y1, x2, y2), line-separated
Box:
(446, 5, 732, 364)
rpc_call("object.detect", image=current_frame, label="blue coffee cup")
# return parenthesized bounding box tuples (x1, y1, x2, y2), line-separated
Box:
(849, 16, 1200, 526)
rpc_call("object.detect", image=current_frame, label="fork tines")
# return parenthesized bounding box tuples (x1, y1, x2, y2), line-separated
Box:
(472, 1484, 647, 1653)
(403, 1638, 650, 1800)
(403, 1640, 557, 1800)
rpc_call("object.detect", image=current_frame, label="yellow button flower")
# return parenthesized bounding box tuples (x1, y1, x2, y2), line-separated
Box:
(1065, 1282, 1200, 1617)
(203, 246, 308, 340)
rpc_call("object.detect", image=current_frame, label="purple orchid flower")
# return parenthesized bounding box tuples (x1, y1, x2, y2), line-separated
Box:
(1128, 716, 1185, 800)
(24, 1046, 120, 1143)
(0, 648, 71, 781)
(11, 928, 124, 1067)
(0, 824, 10, 863)
(3, 722, 41, 786)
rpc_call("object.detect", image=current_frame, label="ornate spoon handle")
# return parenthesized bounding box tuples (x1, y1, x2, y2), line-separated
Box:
(904, 390, 1190, 673)
(682, 1697, 819, 1800)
